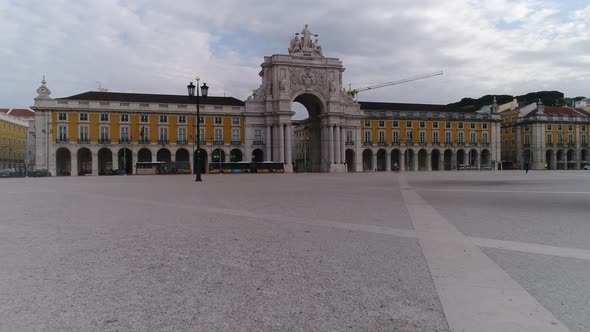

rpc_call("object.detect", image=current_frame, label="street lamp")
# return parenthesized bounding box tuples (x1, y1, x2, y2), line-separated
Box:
(187, 78, 209, 182)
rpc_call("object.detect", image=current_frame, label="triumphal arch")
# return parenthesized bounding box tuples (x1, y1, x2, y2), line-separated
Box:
(244, 25, 363, 172)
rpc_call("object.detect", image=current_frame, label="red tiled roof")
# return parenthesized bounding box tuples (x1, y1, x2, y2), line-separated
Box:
(525, 107, 590, 118)
(7, 109, 35, 117)
(0, 109, 9, 113)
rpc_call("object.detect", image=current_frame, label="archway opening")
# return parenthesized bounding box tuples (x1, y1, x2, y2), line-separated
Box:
(157, 148, 171, 163)
(138, 148, 152, 163)
(252, 149, 264, 163)
(345, 149, 355, 172)
(56, 148, 71, 176)
(292, 94, 323, 172)
(469, 149, 478, 168)
(377, 149, 386, 171)
(431, 149, 440, 171)
(567, 149, 575, 169)
(418, 149, 427, 171)
(230, 149, 242, 162)
(556, 150, 564, 170)
(392, 149, 400, 171)
(77, 148, 92, 175)
(481, 149, 491, 169)
(405, 149, 415, 171)
(362, 149, 372, 171)
(457, 150, 465, 168)
(176, 148, 190, 163)
(118, 148, 133, 174)
(98, 148, 113, 175)
(444, 149, 453, 170)
(546, 150, 553, 169)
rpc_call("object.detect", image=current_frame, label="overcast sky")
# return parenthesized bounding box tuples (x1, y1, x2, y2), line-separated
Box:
(1, 0, 589, 111)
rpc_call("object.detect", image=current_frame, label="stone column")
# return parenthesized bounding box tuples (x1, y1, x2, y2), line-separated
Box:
(285, 124, 292, 165)
(340, 126, 345, 164)
(427, 152, 432, 171)
(91, 149, 98, 176)
(279, 123, 285, 163)
(329, 126, 334, 168)
(413, 152, 418, 171)
(371, 150, 377, 171)
(334, 125, 341, 165)
(266, 125, 272, 162)
(355, 126, 362, 172)
(71, 153, 78, 176)
(400, 149, 406, 171)
(385, 150, 391, 171)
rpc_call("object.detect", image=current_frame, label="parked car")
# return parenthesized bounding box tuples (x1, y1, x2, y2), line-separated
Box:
(0, 168, 15, 178)
(29, 169, 52, 177)
(583, 164, 590, 170)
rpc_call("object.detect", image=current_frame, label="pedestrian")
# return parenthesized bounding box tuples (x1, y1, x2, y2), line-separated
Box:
(393, 162, 398, 173)
(525, 162, 529, 174)
(544, 162, 548, 170)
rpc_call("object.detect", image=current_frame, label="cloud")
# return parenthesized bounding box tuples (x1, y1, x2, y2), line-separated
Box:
(0, 0, 588, 109)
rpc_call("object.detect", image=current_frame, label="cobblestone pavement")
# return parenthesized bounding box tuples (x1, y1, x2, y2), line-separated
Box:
(1, 170, 589, 331)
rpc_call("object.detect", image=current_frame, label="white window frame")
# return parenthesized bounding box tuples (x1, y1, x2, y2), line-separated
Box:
(214, 117, 222, 125)
(378, 130, 385, 143)
(364, 130, 371, 143)
(214, 127, 223, 143)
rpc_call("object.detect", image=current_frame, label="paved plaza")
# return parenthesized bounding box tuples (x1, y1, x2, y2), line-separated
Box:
(1, 171, 590, 331)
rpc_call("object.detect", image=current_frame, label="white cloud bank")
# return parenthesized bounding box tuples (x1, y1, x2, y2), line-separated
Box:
(0, 0, 588, 108)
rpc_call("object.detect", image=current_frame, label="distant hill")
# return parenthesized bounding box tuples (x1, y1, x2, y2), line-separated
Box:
(448, 91, 566, 110)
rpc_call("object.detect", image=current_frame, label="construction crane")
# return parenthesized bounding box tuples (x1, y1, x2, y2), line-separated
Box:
(348, 71, 443, 100)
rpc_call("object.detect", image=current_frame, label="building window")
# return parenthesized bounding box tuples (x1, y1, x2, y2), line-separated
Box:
(419, 121, 425, 128)
(406, 121, 412, 128)
(378, 130, 385, 143)
(199, 128, 205, 143)
(79, 126, 89, 141)
(568, 133, 573, 144)
(446, 122, 451, 129)
(232, 128, 240, 142)
(482, 123, 488, 129)
(432, 122, 438, 129)
(582, 125, 586, 132)
(346, 130, 353, 143)
(159, 127, 168, 141)
(58, 125, 67, 141)
(547, 124, 552, 130)
(100, 127, 109, 140)
(100, 114, 109, 122)
(445, 131, 451, 144)
(215, 117, 222, 125)
(178, 116, 186, 124)
(511, 139, 515, 146)
(419, 131, 425, 144)
(232, 117, 240, 125)
(512, 127, 515, 133)
(582, 134, 587, 145)
(558, 125, 562, 131)
(406, 130, 413, 142)
(547, 133, 552, 144)
(364, 120, 371, 127)
(482, 132, 488, 144)
(199, 116, 204, 124)
(140, 115, 149, 123)
(178, 128, 186, 141)
(458, 132, 464, 144)
(139, 126, 149, 142)
(524, 134, 530, 145)
(392, 121, 399, 128)
(214, 128, 223, 143)
(159, 115, 167, 123)
(378, 120, 385, 127)
(364, 130, 371, 143)
(470, 122, 476, 129)
(458, 122, 464, 129)
(120, 126, 129, 142)
(58, 113, 67, 121)
(525, 125, 529, 132)
(432, 131, 439, 144)
(79, 113, 88, 121)
(254, 129, 262, 143)
(470, 132, 476, 144)
(120, 114, 129, 122)
(568, 125, 573, 131)
(558, 133, 563, 144)
(393, 131, 399, 143)
(505, 127, 509, 133)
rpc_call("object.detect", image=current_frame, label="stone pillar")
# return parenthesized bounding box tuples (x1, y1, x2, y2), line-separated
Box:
(372, 150, 377, 171)
(71, 153, 78, 176)
(334, 126, 341, 165)
(285, 124, 292, 167)
(400, 149, 406, 171)
(133, 149, 138, 175)
(340, 126, 345, 164)
(266, 125, 272, 162)
(91, 150, 98, 176)
(355, 126, 362, 172)
(427, 152, 432, 171)
(385, 150, 391, 171)
(329, 126, 334, 168)
(279, 123, 285, 163)
(413, 152, 418, 171)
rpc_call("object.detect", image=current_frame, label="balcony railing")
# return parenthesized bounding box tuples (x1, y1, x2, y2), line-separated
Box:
(392, 141, 400, 146)
(139, 139, 150, 144)
(213, 140, 224, 145)
(177, 139, 188, 145)
(445, 142, 453, 146)
(457, 142, 465, 146)
(56, 138, 68, 144)
(432, 141, 440, 146)
(378, 141, 387, 146)
(405, 141, 414, 146)
(419, 141, 427, 146)
(231, 140, 241, 145)
(481, 142, 490, 147)
(158, 139, 169, 145)
(119, 138, 130, 144)
(363, 141, 372, 146)
(253, 140, 264, 145)
(99, 138, 111, 144)
(78, 138, 89, 144)
(345, 141, 355, 145)
(470, 142, 478, 146)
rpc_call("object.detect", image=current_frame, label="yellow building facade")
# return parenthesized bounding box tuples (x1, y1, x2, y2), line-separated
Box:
(0, 112, 29, 169)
